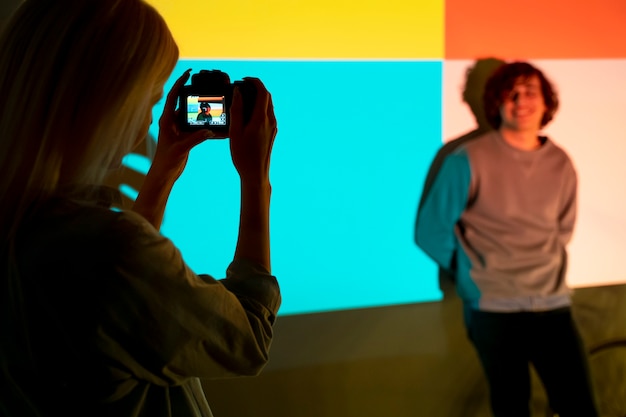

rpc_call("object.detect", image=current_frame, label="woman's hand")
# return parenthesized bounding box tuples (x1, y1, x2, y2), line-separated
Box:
(133, 70, 212, 229)
(153, 69, 213, 179)
(229, 77, 277, 184)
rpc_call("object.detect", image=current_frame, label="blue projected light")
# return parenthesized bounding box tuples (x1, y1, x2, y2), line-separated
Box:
(140, 60, 444, 315)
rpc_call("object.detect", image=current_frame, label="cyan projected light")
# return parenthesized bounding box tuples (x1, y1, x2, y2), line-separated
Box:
(135, 60, 443, 315)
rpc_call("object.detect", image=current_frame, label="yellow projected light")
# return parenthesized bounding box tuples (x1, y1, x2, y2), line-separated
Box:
(148, 0, 443, 59)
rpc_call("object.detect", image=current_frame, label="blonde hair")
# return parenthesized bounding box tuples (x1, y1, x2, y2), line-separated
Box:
(0, 0, 178, 407)
(0, 0, 178, 238)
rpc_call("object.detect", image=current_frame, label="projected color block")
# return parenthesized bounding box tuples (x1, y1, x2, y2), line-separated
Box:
(445, 0, 626, 59)
(148, 0, 444, 59)
(133, 0, 626, 316)
(139, 60, 443, 315)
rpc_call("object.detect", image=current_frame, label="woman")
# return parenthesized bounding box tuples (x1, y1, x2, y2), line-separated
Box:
(0, 0, 280, 416)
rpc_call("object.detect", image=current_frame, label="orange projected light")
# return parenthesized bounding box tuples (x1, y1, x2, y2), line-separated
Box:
(445, 0, 626, 59)
(147, 0, 444, 59)
(197, 97, 224, 103)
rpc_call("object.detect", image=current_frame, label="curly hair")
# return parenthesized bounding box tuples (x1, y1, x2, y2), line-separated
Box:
(482, 61, 559, 130)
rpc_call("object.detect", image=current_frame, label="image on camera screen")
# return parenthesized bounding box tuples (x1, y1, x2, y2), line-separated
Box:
(186, 95, 227, 127)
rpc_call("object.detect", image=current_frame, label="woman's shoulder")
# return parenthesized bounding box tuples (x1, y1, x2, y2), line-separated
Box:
(21, 190, 160, 259)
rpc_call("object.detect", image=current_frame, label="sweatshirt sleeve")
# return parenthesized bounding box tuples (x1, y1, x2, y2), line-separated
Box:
(558, 161, 577, 245)
(415, 151, 471, 270)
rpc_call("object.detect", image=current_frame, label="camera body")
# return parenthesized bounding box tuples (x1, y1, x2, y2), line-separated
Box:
(178, 70, 256, 137)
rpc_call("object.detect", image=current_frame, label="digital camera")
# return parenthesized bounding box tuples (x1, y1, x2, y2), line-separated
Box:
(178, 70, 256, 137)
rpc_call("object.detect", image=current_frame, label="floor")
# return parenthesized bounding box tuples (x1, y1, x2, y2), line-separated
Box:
(201, 284, 626, 417)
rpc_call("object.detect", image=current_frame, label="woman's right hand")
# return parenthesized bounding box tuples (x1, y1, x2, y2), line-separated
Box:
(228, 77, 277, 184)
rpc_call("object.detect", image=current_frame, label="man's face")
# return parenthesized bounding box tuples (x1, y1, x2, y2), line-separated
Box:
(499, 74, 547, 133)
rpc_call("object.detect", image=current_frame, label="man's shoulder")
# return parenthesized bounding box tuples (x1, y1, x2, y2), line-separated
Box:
(549, 142, 578, 179)
(460, 130, 497, 149)
(544, 137, 573, 157)
(450, 130, 499, 159)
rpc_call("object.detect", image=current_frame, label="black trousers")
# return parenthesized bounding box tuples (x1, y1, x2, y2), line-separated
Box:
(467, 307, 599, 417)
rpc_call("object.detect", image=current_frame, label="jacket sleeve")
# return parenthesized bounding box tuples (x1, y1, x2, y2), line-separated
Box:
(96, 210, 281, 386)
(415, 151, 471, 270)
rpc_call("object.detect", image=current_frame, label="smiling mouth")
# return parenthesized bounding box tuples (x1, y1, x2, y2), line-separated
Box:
(513, 110, 533, 118)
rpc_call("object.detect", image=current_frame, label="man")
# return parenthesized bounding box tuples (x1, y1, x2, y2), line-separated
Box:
(196, 103, 212, 124)
(415, 61, 598, 417)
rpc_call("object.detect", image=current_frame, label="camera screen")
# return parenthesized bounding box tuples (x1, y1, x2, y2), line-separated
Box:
(185, 95, 227, 127)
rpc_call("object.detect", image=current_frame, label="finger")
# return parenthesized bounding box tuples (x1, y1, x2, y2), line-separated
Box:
(266, 90, 277, 128)
(229, 85, 243, 139)
(244, 77, 271, 128)
(161, 69, 192, 125)
(180, 129, 214, 149)
(266, 93, 278, 146)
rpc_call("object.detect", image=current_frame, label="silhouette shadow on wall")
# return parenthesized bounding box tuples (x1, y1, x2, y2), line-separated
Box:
(415, 57, 505, 299)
